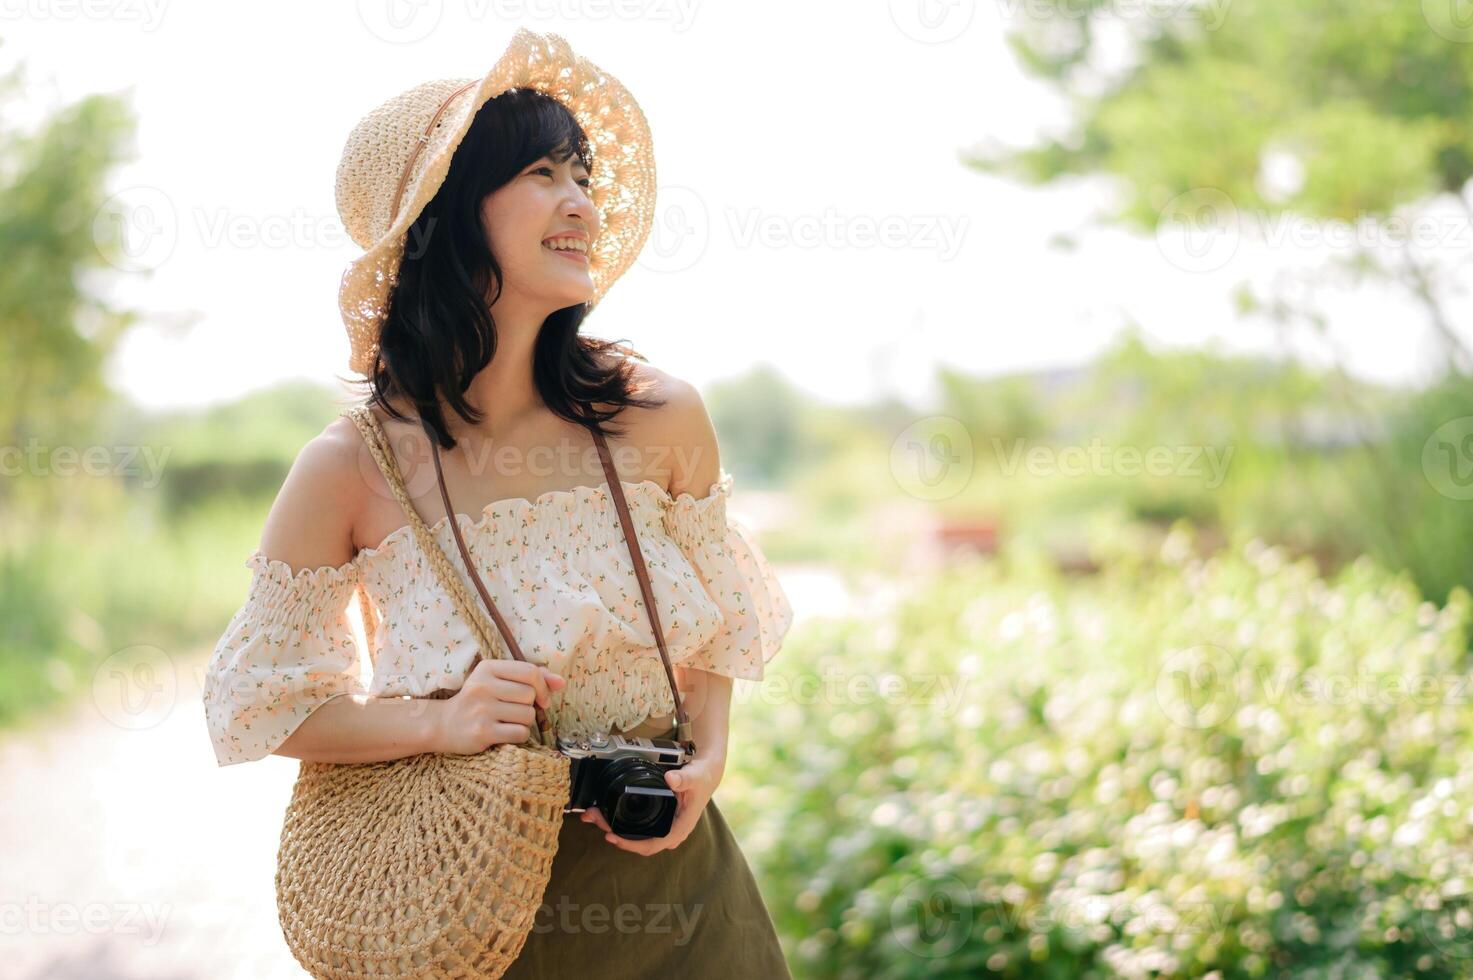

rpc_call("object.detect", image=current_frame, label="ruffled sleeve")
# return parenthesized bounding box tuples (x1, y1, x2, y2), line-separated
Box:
(663, 471, 794, 681)
(202, 551, 368, 767)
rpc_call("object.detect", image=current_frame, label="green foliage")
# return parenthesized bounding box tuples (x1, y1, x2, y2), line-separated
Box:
(726, 531, 1473, 977)
(980, 0, 1473, 218)
(0, 490, 269, 732)
(1085, 338, 1473, 606)
(109, 378, 350, 514)
(705, 363, 810, 485)
(940, 368, 1049, 446)
(113, 378, 349, 467)
(1376, 377, 1473, 606)
(945, 332, 1471, 605)
(976, 0, 1473, 379)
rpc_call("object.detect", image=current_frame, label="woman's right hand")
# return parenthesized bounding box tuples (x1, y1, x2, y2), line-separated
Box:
(431, 660, 566, 755)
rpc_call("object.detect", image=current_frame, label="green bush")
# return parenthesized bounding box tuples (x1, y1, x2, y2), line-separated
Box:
(725, 526, 1473, 978)
(0, 488, 270, 732)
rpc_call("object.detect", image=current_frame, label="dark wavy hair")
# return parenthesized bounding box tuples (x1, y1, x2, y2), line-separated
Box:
(343, 87, 664, 449)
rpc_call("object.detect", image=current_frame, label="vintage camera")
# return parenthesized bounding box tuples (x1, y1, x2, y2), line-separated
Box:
(559, 731, 694, 840)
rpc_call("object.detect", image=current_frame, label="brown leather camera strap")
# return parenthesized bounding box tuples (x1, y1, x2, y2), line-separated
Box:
(588, 427, 694, 748)
(416, 413, 694, 751)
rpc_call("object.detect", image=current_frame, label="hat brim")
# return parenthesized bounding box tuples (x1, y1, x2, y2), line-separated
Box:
(338, 28, 656, 376)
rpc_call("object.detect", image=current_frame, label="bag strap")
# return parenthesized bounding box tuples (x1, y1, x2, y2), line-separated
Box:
(345, 405, 557, 748)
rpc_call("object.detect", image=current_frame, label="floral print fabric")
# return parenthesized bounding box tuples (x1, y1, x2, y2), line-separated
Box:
(202, 471, 793, 766)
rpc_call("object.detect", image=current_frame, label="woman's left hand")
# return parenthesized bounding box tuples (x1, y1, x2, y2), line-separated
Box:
(579, 750, 726, 856)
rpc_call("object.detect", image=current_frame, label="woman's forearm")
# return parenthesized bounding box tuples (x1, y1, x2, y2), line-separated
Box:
(273, 673, 730, 766)
(275, 694, 443, 764)
(686, 669, 733, 765)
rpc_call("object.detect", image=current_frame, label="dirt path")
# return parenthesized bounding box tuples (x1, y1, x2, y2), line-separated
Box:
(0, 637, 313, 979)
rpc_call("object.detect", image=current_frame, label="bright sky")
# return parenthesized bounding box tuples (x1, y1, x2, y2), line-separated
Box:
(5, 1, 1469, 412)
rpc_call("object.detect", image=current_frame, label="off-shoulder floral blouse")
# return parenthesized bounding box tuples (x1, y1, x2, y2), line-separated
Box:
(201, 470, 794, 767)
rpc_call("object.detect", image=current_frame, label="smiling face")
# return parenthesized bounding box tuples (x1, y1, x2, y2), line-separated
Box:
(479, 144, 601, 310)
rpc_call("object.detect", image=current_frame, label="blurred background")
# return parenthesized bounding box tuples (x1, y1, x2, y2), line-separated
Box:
(2, 2, 1473, 977)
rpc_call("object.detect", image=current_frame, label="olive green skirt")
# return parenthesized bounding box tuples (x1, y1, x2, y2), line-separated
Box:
(501, 726, 791, 978)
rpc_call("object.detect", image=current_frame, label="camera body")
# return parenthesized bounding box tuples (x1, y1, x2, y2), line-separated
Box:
(559, 731, 694, 840)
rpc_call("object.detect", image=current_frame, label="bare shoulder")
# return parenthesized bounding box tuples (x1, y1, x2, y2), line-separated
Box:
(604, 358, 722, 499)
(255, 414, 367, 573)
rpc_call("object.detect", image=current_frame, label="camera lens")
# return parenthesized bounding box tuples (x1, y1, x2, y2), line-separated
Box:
(598, 756, 677, 838)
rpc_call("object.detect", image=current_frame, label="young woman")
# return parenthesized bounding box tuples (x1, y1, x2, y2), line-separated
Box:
(202, 30, 794, 978)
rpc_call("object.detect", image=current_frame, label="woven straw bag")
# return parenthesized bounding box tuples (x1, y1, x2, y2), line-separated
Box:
(274, 406, 571, 979)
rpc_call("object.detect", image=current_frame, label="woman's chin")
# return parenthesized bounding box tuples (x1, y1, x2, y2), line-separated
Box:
(546, 277, 596, 307)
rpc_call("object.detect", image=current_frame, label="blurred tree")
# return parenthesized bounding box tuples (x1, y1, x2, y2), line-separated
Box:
(120, 379, 346, 468)
(964, 0, 1473, 598)
(967, 0, 1473, 376)
(938, 366, 1048, 446)
(113, 379, 349, 515)
(0, 53, 138, 506)
(705, 363, 806, 484)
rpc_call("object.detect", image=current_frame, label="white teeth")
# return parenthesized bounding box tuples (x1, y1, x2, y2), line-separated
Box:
(542, 237, 588, 253)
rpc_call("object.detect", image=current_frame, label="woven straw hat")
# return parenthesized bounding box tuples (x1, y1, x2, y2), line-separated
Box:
(334, 27, 657, 375)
